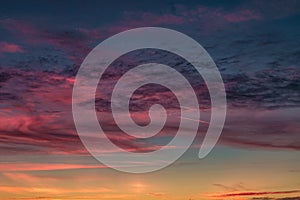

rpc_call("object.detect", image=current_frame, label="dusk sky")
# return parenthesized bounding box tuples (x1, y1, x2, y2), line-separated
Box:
(0, 0, 300, 200)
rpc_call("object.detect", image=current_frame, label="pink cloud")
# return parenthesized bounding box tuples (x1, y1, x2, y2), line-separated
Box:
(224, 9, 261, 22)
(0, 19, 90, 63)
(0, 41, 24, 54)
(0, 5, 263, 59)
(0, 19, 38, 39)
(1, 67, 300, 156)
(80, 7, 262, 38)
(78, 12, 185, 40)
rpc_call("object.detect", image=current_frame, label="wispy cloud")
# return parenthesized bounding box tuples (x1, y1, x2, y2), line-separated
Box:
(0, 185, 112, 194)
(0, 163, 108, 172)
(211, 190, 300, 198)
(0, 41, 24, 54)
(251, 197, 300, 200)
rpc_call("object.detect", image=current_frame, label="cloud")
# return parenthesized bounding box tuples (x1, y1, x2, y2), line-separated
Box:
(2, 172, 58, 182)
(0, 185, 111, 194)
(0, 163, 108, 172)
(78, 5, 263, 38)
(220, 107, 300, 151)
(211, 190, 300, 198)
(213, 183, 248, 192)
(0, 41, 24, 54)
(0, 19, 91, 65)
(148, 192, 166, 197)
(0, 2, 299, 156)
(251, 197, 300, 200)
(0, 69, 84, 155)
(223, 9, 261, 22)
(106, 11, 185, 33)
(225, 67, 300, 109)
(0, 53, 300, 157)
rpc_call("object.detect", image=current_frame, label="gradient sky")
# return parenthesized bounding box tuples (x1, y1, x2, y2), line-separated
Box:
(0, 0, 300, 200)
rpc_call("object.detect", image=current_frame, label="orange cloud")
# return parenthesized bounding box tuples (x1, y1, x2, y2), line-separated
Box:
(148, 192, 166, 197)
(3, 172, 57, 182)
(0, 163, 107, 172)
(0, 185, 111, 194)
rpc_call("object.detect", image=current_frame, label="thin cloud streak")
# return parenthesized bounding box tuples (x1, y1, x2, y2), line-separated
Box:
(211, 190, 300, 198)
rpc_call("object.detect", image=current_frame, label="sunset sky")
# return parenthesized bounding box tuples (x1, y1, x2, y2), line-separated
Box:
(0, 0, 300, 200)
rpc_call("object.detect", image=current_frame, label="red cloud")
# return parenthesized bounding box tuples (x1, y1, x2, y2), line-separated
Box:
(211, 190, 300, 198)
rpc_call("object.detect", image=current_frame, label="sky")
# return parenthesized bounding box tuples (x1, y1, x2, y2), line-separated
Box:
(0, 0, 300, 199)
